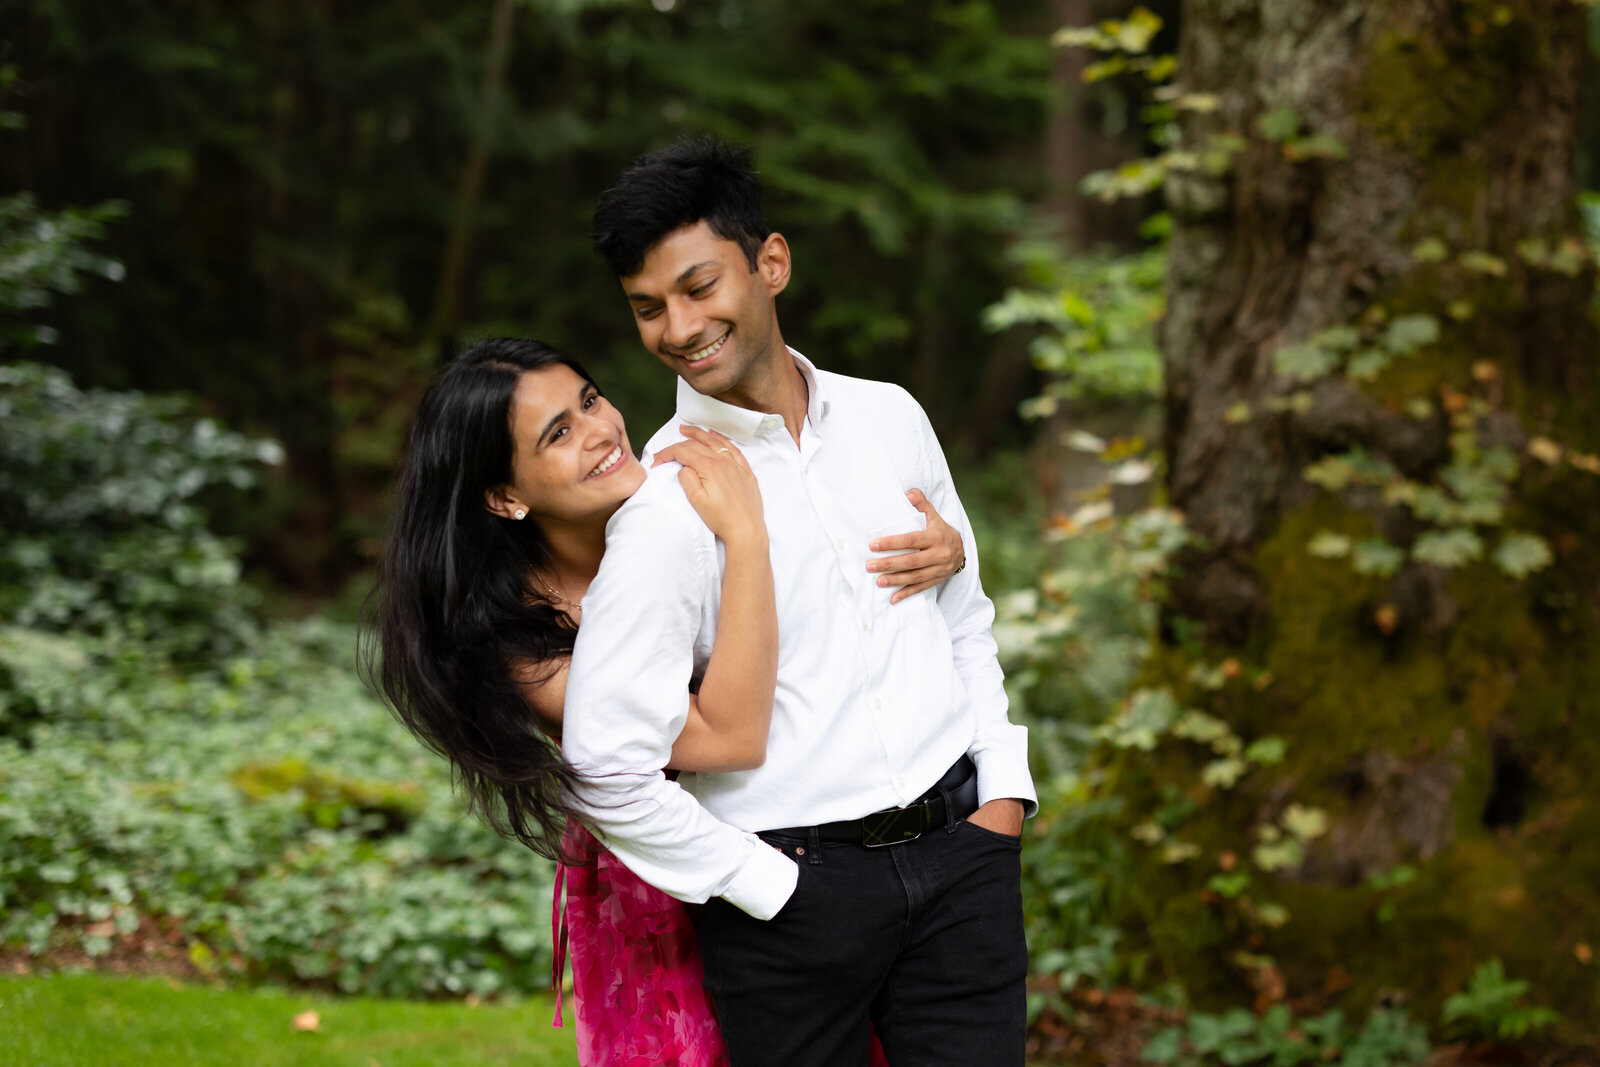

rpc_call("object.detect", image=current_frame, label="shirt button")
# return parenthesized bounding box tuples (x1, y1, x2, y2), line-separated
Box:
(873, 697, 883, 709)
(895, 775, 907, 790)
(861, 619, 871, 632)
(835, 538, 845, 551)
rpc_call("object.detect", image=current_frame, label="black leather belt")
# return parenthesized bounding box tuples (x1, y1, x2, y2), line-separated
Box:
(766, 756, 979, 847)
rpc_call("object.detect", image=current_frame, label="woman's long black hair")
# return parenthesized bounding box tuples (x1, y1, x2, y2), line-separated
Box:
(363, 337, 597, 859)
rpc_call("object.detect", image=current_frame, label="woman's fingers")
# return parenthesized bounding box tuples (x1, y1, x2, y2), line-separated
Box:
(890, 577, 942, 604)
(876, 563, 943, 588)
(653, 439, 720, 470)
(869, 529, 935, 555)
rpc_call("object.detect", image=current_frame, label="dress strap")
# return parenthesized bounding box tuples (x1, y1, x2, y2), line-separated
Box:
(549, 861, 569, 1028)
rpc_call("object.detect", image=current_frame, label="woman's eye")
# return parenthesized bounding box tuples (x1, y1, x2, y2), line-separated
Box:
(550, 426, 568, 442)
(690, 283, 714, 297)
(582, 393, 597, 410)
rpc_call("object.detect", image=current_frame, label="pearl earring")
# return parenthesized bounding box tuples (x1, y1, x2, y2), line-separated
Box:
(513, 509, 526, 520)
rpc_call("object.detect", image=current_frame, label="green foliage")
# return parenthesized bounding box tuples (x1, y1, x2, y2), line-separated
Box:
(984, 237, 1167, 411)
(1142, 1005, 1430, 1067)
(0, 367, 556, 999)
(0, 65, 127, 352)
(0, 363, 282, 679)
(1441, 959, 1562, 1042)
(0, 620, 556, 998)
(993, 499, 1192, 1005)
(10, 2, 1056, 585)
(0, 194, 126, 349)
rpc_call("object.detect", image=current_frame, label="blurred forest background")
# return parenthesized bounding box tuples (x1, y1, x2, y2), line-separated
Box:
(3, 1, 1599, 1064)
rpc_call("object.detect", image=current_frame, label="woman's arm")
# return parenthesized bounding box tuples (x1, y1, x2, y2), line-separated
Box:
(519, 431, 965, 774)
(652, 427, 777, 774)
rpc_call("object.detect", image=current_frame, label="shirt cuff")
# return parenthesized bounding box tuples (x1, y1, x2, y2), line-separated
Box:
(720, 837, 800, 920)
(971, 747, 1039, 819)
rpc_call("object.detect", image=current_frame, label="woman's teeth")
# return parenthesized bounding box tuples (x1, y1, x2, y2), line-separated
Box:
(587, 445, 623, 478)
(684, 333, 728, 362)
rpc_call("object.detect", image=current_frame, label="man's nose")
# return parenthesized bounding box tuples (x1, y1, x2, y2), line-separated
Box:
(662, 298, 703, 352)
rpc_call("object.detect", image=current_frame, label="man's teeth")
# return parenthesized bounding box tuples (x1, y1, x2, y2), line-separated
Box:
(684, 334, 728, 362)
(588, 446, 623, 478)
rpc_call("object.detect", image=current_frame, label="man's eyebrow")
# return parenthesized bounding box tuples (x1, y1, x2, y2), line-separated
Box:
(536, 383, 592, 446)
(624, 260, 718, 302)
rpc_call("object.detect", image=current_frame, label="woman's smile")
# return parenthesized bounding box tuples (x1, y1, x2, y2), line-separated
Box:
(587, 444, 626, 479)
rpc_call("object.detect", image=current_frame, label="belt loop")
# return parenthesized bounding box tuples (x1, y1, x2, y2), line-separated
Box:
(807, 825, 822, 864)
(940, 786, 958, 833)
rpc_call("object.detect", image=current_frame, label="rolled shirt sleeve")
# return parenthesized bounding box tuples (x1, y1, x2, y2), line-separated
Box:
(561, 473, 798, 919)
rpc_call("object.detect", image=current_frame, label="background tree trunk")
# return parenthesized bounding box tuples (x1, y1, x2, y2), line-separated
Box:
(1152, 0, 1600, 1020)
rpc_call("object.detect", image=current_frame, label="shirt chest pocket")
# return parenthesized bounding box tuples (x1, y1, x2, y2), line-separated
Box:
(860, 512, 936, 632)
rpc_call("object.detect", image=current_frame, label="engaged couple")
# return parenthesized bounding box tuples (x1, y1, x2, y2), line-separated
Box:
(372, 137, 1036, 1067)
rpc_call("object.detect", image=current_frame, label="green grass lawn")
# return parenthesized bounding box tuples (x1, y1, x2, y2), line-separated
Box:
(0, 972, 580, 1066)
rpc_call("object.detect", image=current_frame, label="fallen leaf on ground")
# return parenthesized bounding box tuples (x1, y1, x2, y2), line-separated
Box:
(292, 1010, 321, 1033)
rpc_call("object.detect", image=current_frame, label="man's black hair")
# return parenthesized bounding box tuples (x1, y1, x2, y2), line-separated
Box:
(592, 136, 770, 277)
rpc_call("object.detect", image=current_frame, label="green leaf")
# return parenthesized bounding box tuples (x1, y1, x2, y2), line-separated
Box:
(1203, 757, 1248, 789)
(1283, 133, 1348, 160)
(1346, 349, 1392, 382)
(1208, 872, 1251, 898)
(1412, 237, 1450, 263)
(1172, 710, 1231, 743)
(1352, 539, 1405, 577)
(1307, 531, 1352, 558)
(1256, 106, 1302, 142)
(1142, 1027, 1185, 1065)
(1083, 56, 1129, 82)
(1273, 340, 1338, 382)
(1381, 314, 1440, 354)
(1493, 532, 1553, 578)
(1051, 26, 1115, 49)
(1458, 250, 1508, 277)
(1282, 803, 1329, 840)
(1412, 528, 1484, 568)
(1313, 324, 1362, 352)
(1114, 8, 1163, 53)
(1304, 455, 1356, 491)
(1096, 687, 1179, 750)
(1244, 737, 1286, 765)
(1253, 836, 1305, 872)
(1254, 902, 1291, 928)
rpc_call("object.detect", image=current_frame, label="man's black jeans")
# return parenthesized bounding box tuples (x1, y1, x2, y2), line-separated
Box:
(692, 818, 1028, 1067)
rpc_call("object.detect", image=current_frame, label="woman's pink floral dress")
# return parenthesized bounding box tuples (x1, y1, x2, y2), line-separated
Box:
(552, 821, 888, 1067)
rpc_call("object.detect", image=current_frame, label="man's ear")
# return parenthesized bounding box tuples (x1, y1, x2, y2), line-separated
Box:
(758, 232, 791, 297)
(484, 485, 526, 521)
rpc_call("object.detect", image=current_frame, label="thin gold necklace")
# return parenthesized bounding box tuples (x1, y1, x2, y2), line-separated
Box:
(536, 568, 580, 618)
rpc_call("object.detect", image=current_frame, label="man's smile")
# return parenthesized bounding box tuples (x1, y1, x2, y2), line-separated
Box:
(680, 331, 729, 363)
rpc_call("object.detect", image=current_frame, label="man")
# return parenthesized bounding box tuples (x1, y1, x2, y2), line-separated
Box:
(562, 137, 1036, 1067)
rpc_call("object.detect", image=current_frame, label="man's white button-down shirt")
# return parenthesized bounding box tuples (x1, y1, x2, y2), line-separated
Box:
(562, 350, 1036, 920)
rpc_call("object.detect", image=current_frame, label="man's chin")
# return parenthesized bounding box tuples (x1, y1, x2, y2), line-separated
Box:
(676, 362, 732, 396)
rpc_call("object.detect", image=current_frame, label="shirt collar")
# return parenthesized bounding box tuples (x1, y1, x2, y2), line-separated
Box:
(674, 346, 830, 444)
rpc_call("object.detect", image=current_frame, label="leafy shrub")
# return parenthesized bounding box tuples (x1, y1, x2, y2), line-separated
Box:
(1142, 1005, 1430, 1067)
(0, 618, 557, 997)
(0, 365, 556, 998)
(1441, 958, 1561, 1043)
(0, 362, 283, 684)
(992, 501, 1191, 1006)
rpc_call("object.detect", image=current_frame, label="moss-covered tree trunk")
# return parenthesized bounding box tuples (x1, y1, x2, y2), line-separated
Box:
(1149, 0, 1600, 1023)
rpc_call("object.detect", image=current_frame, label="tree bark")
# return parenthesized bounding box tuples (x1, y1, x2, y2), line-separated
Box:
(425, 0, 517, 347)
(1150, 0, 1600, 1019)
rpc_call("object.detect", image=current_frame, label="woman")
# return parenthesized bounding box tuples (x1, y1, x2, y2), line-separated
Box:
(369, 338, 964, 1065)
